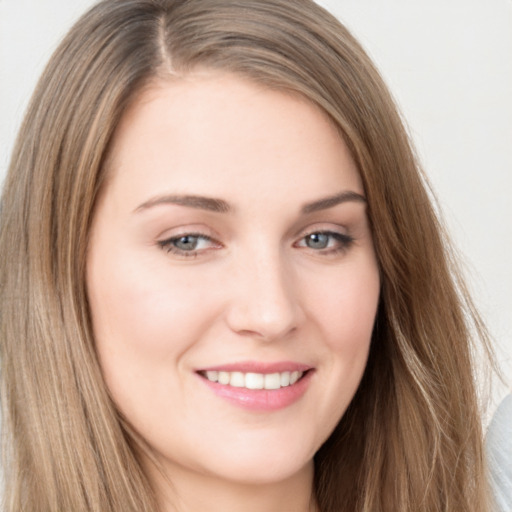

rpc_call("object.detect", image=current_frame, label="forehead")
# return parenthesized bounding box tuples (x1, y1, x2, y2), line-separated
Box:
(104, 71, 363, 210)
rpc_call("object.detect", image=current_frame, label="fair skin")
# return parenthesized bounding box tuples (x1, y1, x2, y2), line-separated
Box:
(87, 71, 380, 512)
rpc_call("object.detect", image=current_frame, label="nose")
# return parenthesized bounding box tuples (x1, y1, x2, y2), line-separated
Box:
(225, 250, 303, 341)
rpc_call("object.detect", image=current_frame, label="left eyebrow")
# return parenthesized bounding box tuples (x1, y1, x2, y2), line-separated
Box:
(300, 191, 366, 214)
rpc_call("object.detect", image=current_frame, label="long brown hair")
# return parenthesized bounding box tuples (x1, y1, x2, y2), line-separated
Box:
(0, 0, 492, 510)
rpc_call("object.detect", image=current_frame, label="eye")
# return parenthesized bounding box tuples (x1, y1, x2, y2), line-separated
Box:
(158, 233, 220, 257)
(304, 232, 330, 250)
(295, 231, 354, 254)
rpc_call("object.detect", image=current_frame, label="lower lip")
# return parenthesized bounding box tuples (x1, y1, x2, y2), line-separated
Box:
(198, 371, 313, 411)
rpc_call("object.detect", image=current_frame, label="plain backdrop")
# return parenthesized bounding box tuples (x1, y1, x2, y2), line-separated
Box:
(1, 0, 511, 405)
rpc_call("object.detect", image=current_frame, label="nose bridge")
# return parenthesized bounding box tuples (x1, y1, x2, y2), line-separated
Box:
(226, 243, 301, 340)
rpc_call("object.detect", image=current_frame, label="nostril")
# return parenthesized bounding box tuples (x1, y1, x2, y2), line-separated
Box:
(225, 297, 300, 341)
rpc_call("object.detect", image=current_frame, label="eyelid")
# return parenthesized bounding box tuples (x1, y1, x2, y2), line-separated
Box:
(295, 223, 350, 241)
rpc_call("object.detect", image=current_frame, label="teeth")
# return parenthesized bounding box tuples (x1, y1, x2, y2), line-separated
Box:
(230, 372, 245, 388)
(206, 370, 219, 382)
(218, 371, 230, 385)
(264, 373, 281, 390)
(245, 373, 264, 390)
(280, 371, 290, 387)
(203, 370, 305, 390)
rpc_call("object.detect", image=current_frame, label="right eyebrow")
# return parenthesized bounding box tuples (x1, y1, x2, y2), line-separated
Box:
(134, 194, 232, 214)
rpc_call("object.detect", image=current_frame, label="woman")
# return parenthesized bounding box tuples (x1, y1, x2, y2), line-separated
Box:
(0, 0, 493, 510)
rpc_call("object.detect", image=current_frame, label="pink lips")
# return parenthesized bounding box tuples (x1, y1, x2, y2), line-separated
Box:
(198, 361, 312, 374)
(196, 361, 314, 411)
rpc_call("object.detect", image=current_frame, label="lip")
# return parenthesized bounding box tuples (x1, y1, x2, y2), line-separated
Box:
(195, 361, 314, 412)
(197, 361, 312, 374)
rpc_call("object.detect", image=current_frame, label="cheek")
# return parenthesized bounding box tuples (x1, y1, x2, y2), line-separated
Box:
(86, 244, 225, 410)
(87, 247, 227, 437)
(304, 258, 380, 417)
(310, 260, 380, 354)
(88, 247, 215, 351)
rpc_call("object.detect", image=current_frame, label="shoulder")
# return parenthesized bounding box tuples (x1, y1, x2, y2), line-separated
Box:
(487, 394, 512, 512)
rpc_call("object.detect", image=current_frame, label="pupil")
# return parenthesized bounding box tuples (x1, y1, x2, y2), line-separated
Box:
(175, 235, 198, 251)
(307, 233, 329, 249)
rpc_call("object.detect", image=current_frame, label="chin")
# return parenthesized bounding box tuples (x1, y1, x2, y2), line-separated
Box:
(207, 457, 313, 486)
(194, 437, 316, 486)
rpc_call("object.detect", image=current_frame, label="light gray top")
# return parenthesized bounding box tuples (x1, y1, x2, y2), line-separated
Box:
(487, 394, 512, 512)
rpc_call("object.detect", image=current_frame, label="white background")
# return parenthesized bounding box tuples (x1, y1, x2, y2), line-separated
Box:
(1, 0, 511, 404)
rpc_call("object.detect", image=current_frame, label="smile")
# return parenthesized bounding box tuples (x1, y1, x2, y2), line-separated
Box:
(201, 370, 304, 390)
(196, 365, 314, 411)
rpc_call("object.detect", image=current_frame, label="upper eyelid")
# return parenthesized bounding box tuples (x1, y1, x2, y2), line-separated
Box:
(300, 226, 347, 235)
(295, 224, 350, 239)
(156, 224, 220, 241)
(163, 232, 212, 240)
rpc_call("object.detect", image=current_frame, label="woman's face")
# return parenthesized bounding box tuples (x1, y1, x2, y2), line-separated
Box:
(87, 72, 380, 491)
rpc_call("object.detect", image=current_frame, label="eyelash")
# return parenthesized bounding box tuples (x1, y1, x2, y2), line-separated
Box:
(157, 233, 217, 258)
(157, 230, 354, 258)
(295, 230, 355, 255)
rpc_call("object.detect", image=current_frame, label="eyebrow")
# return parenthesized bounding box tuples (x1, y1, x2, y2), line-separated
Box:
(300, 190, 366, 214)
(135, 194, 231, 213)
(134, 190, 366, 215)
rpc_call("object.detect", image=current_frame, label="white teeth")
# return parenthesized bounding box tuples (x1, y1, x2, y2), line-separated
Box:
(290, 371, 300, 385)
(218, 371, 230, 385)
(229, 372, 245, 387)
(245, 373, 264, 390)
(205, 370, 218, 382)
(203, 370, 304, 390)
(264, 373, 281, 390)
(280, 371, 290, 387)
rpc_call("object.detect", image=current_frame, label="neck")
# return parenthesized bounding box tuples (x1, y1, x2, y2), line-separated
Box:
(148, 458, 318, 512)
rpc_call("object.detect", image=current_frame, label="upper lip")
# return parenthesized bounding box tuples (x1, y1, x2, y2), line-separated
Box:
(196, 361, 313, 374)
